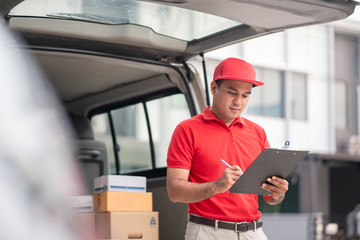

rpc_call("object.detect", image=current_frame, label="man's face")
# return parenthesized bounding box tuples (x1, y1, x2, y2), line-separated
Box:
(210, 79, 253, 126)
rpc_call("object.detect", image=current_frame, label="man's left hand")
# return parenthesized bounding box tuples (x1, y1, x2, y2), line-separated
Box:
(261, 176, 288, 205)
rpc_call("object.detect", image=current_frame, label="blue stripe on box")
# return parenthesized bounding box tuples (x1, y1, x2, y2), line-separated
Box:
(109, 185, 145, 190)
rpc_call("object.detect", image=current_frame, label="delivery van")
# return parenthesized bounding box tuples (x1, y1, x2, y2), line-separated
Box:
(1, 0, 357, 239)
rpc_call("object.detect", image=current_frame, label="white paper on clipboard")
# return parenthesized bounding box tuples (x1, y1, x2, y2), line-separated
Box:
(229, 148, 309, 195)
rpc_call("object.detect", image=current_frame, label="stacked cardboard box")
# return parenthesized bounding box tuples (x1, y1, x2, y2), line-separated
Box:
(93, 175, 159, 240)
(68, 195, 96, 238)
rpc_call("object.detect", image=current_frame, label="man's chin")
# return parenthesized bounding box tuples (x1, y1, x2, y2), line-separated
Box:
(229, 109, 241, 115)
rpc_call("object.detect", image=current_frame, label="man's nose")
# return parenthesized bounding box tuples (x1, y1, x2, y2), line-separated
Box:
(233, 96, 243, 106)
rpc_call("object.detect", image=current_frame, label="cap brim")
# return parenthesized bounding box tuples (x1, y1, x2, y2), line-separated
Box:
(214, 77, 264, 86)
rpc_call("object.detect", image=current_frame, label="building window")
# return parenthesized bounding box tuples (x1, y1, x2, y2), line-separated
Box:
(335, 81, 347, 129)
(247, 67, 285, 118)
(247, 67, 308, 120)
(291, 72, 307, 120)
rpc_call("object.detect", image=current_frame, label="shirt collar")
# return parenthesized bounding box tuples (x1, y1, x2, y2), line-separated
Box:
(202, 106, 247, 127)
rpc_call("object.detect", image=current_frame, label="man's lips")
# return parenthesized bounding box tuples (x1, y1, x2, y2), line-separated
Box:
(230, 107, 241, 112)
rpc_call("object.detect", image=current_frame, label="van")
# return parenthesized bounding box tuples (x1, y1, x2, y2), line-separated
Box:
(1, 0, 357, 239)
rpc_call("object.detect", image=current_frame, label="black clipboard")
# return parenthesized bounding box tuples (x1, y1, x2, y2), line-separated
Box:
(229, 148, 309, 195)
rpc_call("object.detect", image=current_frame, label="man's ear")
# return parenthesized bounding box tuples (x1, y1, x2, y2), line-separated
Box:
(210, 81, 218, 95)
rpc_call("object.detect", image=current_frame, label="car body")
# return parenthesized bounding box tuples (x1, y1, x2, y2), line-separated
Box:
(1, 0, 358, 239)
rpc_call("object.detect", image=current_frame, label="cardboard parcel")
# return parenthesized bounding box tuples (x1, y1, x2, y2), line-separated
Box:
(94, 175, 146, 193)
(93, 191, 152, 212)
(96, 212, 159, 240)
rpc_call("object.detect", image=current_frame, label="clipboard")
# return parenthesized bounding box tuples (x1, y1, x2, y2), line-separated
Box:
(229, 148, 309, 195)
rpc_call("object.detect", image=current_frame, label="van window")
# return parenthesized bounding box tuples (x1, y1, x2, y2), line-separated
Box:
(147, 94, 190, 169)
(91, 93, 191, 175)
(112, 103, 151, 173)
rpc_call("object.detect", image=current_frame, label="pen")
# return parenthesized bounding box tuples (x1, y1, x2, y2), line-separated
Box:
(220, 159, 232, 168)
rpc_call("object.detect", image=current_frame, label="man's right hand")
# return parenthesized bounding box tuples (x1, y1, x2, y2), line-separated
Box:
(214, 165, 243, 193)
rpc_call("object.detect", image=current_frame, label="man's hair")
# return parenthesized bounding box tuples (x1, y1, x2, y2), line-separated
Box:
(215, 79, 224, 89)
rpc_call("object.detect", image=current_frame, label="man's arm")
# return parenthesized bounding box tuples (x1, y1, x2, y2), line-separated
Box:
(261, 176, 288, 205)
(167, 166, 243, 203)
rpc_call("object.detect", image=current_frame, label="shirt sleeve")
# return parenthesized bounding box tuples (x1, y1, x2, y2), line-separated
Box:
(166, 123, 194, 170)
(264, 132, 270, 149)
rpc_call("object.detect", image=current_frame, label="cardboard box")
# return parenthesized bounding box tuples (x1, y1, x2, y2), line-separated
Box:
(94, 175, 146, 193)
(96, 212, 158, 240)
(74, 212, 96, 238)
(93, 191, 152, 212)
(68, 195, 93, 212)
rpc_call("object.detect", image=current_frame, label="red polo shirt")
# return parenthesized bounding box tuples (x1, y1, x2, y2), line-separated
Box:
(167, 107, 269, 222)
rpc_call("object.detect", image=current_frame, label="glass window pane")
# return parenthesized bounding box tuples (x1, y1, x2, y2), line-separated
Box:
(263, 69, 284, 117)
(335, 81, 347, 129)
(147, 94, 191, 168)
(10, 0, 241, 41)
(247, 66, 263, 115)
(91, 113, 116, 174)
(291, 72, 307, 120)
(248, 67, 284, 118)
(111, 103, 152, 173)
(204, 58, 220, 105)
(247, 85, 262, 115)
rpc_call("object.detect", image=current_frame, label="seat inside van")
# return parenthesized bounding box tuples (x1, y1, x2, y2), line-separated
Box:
(70, 114, 109, 194)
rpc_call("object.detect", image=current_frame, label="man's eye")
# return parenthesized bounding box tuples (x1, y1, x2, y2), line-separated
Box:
(228, 91, 237, 95)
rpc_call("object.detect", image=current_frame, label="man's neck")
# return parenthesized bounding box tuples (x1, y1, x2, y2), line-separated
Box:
(209, 107, 235, 127)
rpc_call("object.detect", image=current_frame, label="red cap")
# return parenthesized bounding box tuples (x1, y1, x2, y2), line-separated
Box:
(213, 57, 263, 86)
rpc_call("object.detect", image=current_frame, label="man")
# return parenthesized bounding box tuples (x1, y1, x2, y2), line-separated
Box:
(166, 57, 289, 239)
